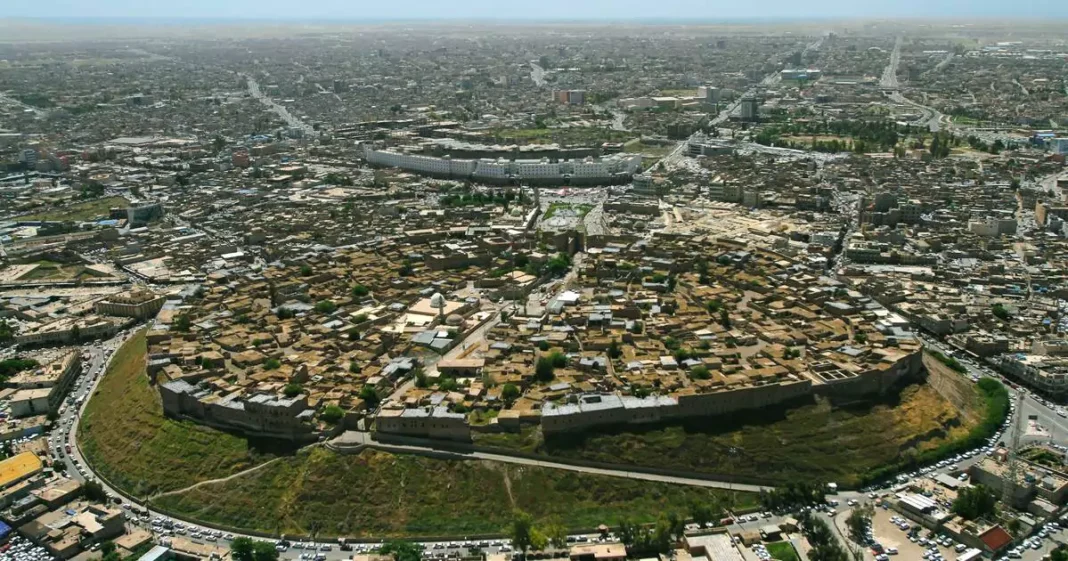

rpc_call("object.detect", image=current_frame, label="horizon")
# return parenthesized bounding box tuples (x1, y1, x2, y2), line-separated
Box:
(2, 0, 1067, 22)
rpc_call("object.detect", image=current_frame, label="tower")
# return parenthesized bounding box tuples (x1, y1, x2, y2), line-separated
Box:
(1002, 390, 1025, 508)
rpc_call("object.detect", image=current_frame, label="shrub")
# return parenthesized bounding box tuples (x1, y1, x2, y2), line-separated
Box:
(320, 405, 345, 424)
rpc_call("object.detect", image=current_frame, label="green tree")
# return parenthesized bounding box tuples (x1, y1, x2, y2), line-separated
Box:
(992, 304, 1011, 320)
(719, 308, 731, 329)
(510, 510, 536, 557)
(359, 385, 381, 408)
(173, 314, 191, 332)
(70, 324, 81, 341)
(543, 516, 568, 549)
(846, 503, 874, 544)
(549, 350, 568, 368)
(953, 484, 998, 521)
(315, 300, 337, 314)
(283, 382, 303, 397)
(349, 360, 362, 374)
(0, 319, 15, 343)
(379, 541, 421, 561)
(690, 365, 711, 380)
(689, 500, 718, 527)
(501, 383, 521, 404)
(352, 284, 370, 298)
(231, 538, 255, 561)
(264, 358, 282, 370)
(321, 405, 345, 424)
(300, 264, 313, 276)
(83, 479, 108, 502)
(252, 540, 279, 561)
(607, 339, 622, 359)
(535, 356, 555, 382)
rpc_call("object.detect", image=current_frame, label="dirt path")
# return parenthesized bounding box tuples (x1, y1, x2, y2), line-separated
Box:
(148, 457, 283, 501)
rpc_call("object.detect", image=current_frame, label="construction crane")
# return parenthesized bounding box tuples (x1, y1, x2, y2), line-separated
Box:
(1002, 390, 1026, 508)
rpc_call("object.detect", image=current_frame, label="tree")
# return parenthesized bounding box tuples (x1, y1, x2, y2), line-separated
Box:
(501, 383, 521, 404)
(510, 510, 536, 557)
(0, 319, 14, 344)
(535, 356, 555, 382)
(543, 516, 568, 549)
(315, 300, 337, 314)
(283, 382, 303, 397)
(953, 484, 998, 521)
(359, 385, 381, 408)
(689, 500, 718, 528)
(321, 405, 345, 424)
(352, 284, 370, 298)
(101, 542, 120, 561)
(690, 365, 711, 380)
(173, 314, 191, 332)
(992, 304, 1011, 320)
(212, 135, 227, 152)
(231, 538, 255, 561)
(349, 360, 362, 374)
(1051, 545, 1068, 561)
(719, 308, 731, 329)
(251, 540, 279, 561)
(846, 503, 874, 544)
(549, 351, 568, 368)
(300, 264, 313, 276)
(70, 324, 81, 342)
(264, 358, 282, 370)
(83, 479, 107, 502)
(607, 339, 622, 359)
(379, 541, 421, 561)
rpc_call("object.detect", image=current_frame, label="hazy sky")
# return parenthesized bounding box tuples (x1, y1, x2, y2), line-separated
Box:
(1, 0, 1066, 20)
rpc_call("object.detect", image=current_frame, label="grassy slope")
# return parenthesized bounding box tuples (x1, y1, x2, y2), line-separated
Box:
(480, 382, 979, 488)
(79, 330, 266, 497)
(17, 196, 129, 222)
(153, 447, 757, 538)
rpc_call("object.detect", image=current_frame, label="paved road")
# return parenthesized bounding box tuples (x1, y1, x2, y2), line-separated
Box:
(880, 37, 902, 89)
(241, 73, 316, 137)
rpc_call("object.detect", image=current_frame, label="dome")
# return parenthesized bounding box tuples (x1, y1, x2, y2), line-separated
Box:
(445, 314, 464, 326)
(429, 292, 446, 309)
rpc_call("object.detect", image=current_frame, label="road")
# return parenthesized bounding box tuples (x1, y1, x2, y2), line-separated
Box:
(880, 37, 902, 90)
(0, 91, 47, 118)
(241, 73, 316, 137)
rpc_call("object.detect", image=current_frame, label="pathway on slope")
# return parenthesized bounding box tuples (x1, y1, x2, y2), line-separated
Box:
(148, 457, 285, 501)
(329, 430, 774, 493)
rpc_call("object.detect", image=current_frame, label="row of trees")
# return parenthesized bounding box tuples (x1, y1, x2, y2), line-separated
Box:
(758, 482, 826, 512)
(798, 512, 853, 561)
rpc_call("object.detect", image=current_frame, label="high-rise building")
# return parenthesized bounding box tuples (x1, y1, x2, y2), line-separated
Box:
(553, 89, 586, 105)
(740, 97, 761, 121)
(697, 86, 720, 104)
(19, 148, 37, 168)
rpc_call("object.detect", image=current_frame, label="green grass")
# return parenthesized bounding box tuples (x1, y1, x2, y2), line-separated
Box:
(85, 332, 757, 538)
(766, 541, 799, 561)
(489, 128, 632, 146)
(482, 382, 982, 488)
(79, 330, 269, 497)
(19, 260, 94, 281)
(543, 203, 593, 220)
(151, 447, 757, 538)
(623, 139, 675, 158)
(17, 196, 128, 222)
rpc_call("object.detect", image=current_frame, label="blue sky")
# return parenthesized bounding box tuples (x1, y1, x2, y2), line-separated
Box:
(2, 0, 1066, 20)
